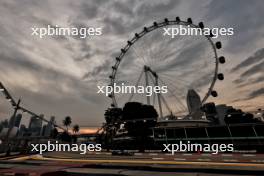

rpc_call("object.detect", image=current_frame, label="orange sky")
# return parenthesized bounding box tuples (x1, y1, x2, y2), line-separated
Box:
(65, 127, 100, 134)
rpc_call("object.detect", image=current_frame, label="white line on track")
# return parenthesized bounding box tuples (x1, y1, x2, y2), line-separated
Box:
(165, 153, 172, 156)
(222, 154, 233, 157)
(252, 160, 264, 163)
(152, 157, 164, 160)
(197, 158, 211, 161)
(149, 153, 158, 156)
(183, 153, 192, 156)
(223, 159, 238, 162)
(174, 158, 186, 161)
(242, 154, 256, 157)
(201, 154, 211, 156)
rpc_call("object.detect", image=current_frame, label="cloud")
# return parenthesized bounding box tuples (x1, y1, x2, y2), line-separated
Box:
(0, 0, 263, 125)
(231, 48, 264, 72)
(205, 0, 264, 52)
(232, 48, 264, 86)
(248, 88, 264, 99)
(112, 1, 134, 17)
(136, 0, 181, 18)
(240, 61, 264, 78)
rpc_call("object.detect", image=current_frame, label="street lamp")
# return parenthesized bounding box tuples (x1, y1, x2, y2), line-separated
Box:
(0, 82, 66, 131)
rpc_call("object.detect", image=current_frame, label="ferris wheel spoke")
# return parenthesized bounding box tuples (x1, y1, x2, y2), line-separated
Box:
(128, 69, 144, 102)
(130, 46, 148, 66)
(158, 75, 188, 96)
(154, 77, 181, 114)
(159, 72, 192, 83)
(151, 34, 187, 66)
(135, 38, 155, 68)
(159, 73, 193, 88)
(158, 75, 185, 94)
(159, 94, 172, 114)
(147, 73, 167, 116)
(158, 77, 188, 112)
(161, 76, 193, 88)
(148, 35, 171, 67)
(140, 38, 155, 67)
(157, 36, 197, 65)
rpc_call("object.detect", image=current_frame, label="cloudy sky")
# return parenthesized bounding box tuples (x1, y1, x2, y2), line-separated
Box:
(0, 0, 263, 127)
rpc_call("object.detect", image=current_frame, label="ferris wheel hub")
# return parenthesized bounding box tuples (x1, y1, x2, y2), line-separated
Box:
(144, 65, 158, 78)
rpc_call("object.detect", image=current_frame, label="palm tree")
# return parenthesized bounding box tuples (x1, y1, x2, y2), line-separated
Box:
(63, 116, 72, 132)
(72, 124, 80, 134)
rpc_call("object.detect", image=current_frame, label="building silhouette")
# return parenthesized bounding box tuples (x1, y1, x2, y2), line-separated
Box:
(18, 124, 27, 137)
(8, 113, 22, 128)
(28, 115, 42, 136)
(43, 116, 55, 137)
(215, 104, 233, 125)
(186, 89, 203, 120)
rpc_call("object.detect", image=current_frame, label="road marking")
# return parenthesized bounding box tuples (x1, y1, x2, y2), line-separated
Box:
(149, 153, 158, 156)
(223, 159, 238, 162)
(243, 154, 255, 157)
(174, 158, 186, 161)
(222, 154, 233, 157)
(201, 154, 211, 156)
(183, 153, 192, 156)
(33, 156, 264, 168)
(9, 155, 37, 161)
(2, 172, 15, 176)
(146, 150, 162, 152)
(165, 153, 172, 156)
(252, 160, 264, 163)
(0, 154, 30, 160)
(152, 158, 164, 160)
(197, 158, 211, 161)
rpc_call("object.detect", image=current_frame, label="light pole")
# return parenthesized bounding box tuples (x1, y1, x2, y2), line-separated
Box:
(0, 82, 67, 155)
(0, 82, 66, 131)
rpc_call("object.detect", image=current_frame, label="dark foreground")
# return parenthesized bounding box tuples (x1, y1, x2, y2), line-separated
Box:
(0, 151, 263, 176)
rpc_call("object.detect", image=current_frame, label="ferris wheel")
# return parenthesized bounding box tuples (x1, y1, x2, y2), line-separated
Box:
(108, 17, 226, 119)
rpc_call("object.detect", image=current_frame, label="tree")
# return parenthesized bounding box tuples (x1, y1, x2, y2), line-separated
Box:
(122, 102, 158, 151)
(103, 108, 122, 151)
(225, 108, 262, 124)
(59, 131, 72, 142)
(63, 116, 72, 132)
(104, 107, 122, 124)
(51, 128, 58, 138)
(72, 124, 80, 134)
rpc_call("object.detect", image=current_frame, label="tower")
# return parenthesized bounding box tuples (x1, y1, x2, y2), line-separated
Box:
(28, 115, 42, 136)
(186, 89, 203, 120)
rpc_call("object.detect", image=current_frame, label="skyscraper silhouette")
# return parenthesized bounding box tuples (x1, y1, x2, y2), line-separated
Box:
(186, 89, 203, 120)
